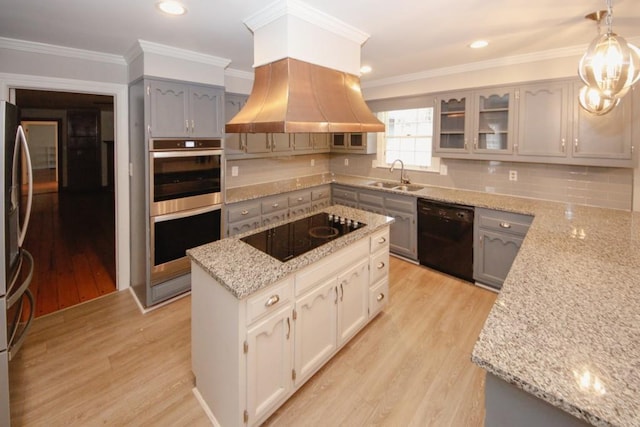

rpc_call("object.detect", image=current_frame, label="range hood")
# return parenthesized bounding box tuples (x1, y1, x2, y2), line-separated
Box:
(225, 0, 384, 134)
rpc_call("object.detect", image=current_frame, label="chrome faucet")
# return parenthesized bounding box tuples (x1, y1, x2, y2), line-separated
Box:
(389, 159, 410, 184)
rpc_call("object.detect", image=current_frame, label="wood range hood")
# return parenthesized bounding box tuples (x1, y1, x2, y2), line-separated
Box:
(225, 57, 384, 134)
(225, 0, 384, 134)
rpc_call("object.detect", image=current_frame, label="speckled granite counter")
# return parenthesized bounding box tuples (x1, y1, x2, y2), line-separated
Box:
(330, 174, 639, 427)
(187, 205, 393, 299)
(226, 174, 639, 426)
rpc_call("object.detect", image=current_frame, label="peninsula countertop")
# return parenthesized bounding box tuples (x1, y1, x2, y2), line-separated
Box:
(187, 205, 393, 299)
(227, 174, 640, 426)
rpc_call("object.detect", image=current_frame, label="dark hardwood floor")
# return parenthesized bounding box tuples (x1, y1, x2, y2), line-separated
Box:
(24, 184, 116, 317)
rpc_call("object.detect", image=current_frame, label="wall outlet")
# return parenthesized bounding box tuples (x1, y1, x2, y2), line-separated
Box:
(310, 159, 315, 167)
(509, 170, 517, 181)
(439, 164, 448, 175)
(231, 166, 239, 177)
(344, 158, 349, 166)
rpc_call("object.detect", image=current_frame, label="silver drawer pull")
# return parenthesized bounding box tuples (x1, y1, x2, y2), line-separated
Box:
(265, 295, 280, 307)
(376, 293, 385, 302)
(272, 203, 279, 208)
(499, 222, 511, 229)
(377, 237, 386, 244)
(241, 210, 249, 215)
(377, 261, 385, 269)
(297, 197, 303, 201)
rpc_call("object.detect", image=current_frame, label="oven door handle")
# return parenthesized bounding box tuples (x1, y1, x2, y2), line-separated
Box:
(151, 149, 222, 158)
(152, 204, 222, 223)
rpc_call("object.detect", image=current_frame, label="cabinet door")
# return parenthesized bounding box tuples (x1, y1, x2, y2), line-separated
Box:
(225, 94, 248, 154)
(473, 88, 514, 154)
(293, 278, 337, 387)
(189, 86, 223, 138)
(289, 204, 310, 218)
(148, 81, 189, 138)
(434, 92, 471, 153)
(337, 259, 369, 346)
(262, 210, 288, 227)
(292, 133, 313, 151)
(228, 217, 260, 237)
(312, 133, 331, 151)
(571, 81, 633, 161)
(386, 209, 416, 260)
(474, 229, 523, 289)
(246, 305, 293, 424)
(270, 133, 291, 152)
(516, 82, 569, 158)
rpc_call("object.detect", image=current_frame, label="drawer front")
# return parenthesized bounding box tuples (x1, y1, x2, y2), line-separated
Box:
(288, 192, 311, 207)
(359, 192, 384, 207)
(477, 209, 532, 236)
(261, 195, 289, 214)
(246, 278, 293, 325)
(311, 187, 330, 201)
(228, 203, 261, 222)
(370, 249, 389, 285)
(332, 187, 357, 202)
(369, 278, 389, 319)
(370, 228, 390, 253)
(385, 196, 415, 213)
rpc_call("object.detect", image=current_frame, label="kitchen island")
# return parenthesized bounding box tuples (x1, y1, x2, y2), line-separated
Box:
(187, 206, 393, 427)
(227, 173, 640, 427)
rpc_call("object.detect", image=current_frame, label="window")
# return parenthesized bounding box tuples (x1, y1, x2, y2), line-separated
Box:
(375, 107, 439, 172)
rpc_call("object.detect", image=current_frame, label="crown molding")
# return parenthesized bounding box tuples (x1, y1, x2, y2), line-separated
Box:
(125, 40, 231, 68)
(244, 0, 369, 45)
(0, 37, 126, 66)
(363, 37, 640, 89)
(224, 68, 254, 80)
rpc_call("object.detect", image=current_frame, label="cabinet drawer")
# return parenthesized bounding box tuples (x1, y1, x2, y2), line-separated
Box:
(311, 187, 330, 201)
(359, 192, 384, 207)
(332, 187, 357, 202)
(228, 203, 261, 222)
(370, 228, 390, 253)
(369, 278, 389, 319)
(246, 278, 293, 325)
(477, 208, 532, 236)
(370, 249, 389, 285)
(288, 193, 311, 207)
(385, 196, 415, 213)
(261, 196, 289, 214)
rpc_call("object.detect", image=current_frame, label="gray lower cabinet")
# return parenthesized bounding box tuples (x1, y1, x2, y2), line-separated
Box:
(333, 185, 417, 261)
(474, 208, 532, 290)
(226, 185, 331, 237)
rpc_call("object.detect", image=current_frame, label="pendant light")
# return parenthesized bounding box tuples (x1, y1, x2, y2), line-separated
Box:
(578, 0, 640, 99)
(578, 84, 620, 115)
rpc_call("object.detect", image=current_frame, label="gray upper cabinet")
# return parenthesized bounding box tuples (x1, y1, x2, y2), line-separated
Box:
(224, 93, 248, 154)
(330, 133, 377, 154)
(148, 80, 223, 138)
(473, 88, 515, 155)
(516, 82, 571, 158)
(434, 92, 471, 154)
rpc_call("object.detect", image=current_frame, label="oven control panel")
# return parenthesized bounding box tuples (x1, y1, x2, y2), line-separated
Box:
(151, 139, 222, 151)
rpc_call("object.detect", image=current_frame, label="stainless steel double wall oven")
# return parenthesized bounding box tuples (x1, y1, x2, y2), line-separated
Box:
(149, 139, 222, 285)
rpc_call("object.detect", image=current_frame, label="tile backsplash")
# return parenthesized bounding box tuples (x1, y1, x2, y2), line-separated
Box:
(225, 153, 633, 210)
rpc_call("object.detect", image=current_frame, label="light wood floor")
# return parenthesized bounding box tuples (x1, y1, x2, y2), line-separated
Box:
(9, 257, 496, 426)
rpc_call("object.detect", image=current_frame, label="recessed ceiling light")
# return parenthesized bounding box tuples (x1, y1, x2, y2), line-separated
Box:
(360, 65, 372, 74)
(469, 40, 489, 49)
(156, 1, 187, 16)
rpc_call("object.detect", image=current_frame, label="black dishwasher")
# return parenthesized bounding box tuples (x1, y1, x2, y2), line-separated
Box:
(417, 199, 474, 282)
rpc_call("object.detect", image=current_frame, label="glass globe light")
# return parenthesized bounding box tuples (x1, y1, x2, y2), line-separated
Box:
(578, 85, 620, 115)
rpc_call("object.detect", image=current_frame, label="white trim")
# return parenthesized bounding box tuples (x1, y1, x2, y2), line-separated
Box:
(244, 0, 369, 45)
(125, 39, 231, 68)
(225, 68, 254, 80)
(0, 72, 130, 292)
(0, 37, 126, 66)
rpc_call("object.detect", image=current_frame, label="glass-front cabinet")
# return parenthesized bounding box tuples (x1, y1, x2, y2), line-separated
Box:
(434, 93, 470, 153)
(473, 89, 514, 154)
(435, 88, 514, 156)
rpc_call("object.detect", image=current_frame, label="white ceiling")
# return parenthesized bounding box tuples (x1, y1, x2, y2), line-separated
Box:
(1, 0, 639, 84)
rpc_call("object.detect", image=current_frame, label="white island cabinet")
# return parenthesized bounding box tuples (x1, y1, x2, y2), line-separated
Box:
(189, 209, 391, 427)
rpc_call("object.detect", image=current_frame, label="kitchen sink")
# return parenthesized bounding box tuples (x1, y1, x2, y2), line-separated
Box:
(368, 181, 398, 188)
(392, 184, 424, 192)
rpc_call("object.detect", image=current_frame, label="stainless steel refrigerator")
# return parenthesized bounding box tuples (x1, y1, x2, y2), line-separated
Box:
(1, 101, 35, 426)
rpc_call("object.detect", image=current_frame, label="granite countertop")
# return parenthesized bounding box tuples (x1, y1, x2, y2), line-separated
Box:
(227, 173, 640, 427)
(187, 205, 393, 299)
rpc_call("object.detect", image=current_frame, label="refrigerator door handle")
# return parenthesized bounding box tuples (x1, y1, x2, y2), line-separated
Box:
(7, 249, 33, 309)
(13, 125, 33, 247)
(8, 288, 35, 362)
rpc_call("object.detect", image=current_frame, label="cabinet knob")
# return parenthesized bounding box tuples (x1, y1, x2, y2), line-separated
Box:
(499, 222, 511, 229)
(241, 210, 249, 215)
(272, 203, 279, 208)
(378, 237, 386, 244)
(265, 295, 280, 307)
(297, 197, 303, 201)
(377, 261, 385, 269)
(376, 293, 385, 302)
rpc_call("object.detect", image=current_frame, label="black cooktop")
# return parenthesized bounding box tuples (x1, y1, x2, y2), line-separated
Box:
(241, 213, 365, 262)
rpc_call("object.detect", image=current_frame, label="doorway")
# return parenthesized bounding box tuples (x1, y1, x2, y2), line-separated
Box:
(16, 89, 117, 317)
